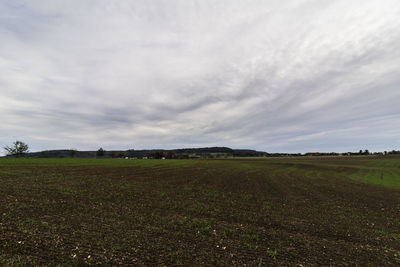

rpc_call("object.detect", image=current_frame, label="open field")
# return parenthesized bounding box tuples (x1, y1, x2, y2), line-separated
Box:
(1, 156, 400, 265)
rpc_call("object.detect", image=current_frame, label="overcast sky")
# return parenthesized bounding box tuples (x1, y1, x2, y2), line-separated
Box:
(1, 0, 400, 154)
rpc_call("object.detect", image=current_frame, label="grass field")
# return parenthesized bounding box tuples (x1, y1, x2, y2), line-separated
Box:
(1, 156, 400, 265)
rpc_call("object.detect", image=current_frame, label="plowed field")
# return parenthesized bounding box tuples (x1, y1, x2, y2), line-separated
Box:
(1, 157, 399, 265)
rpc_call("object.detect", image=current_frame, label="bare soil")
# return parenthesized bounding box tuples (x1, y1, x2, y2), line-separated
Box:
(0, 158, 399, 265)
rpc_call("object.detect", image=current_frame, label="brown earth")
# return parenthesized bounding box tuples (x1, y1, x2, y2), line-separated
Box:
(0, 158, 399, 266)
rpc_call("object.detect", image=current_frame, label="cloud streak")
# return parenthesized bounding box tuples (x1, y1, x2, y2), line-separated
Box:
(1, 0, 400, 153)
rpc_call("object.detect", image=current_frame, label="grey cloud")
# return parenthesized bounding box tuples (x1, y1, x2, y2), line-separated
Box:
(1, 0, 400, 154)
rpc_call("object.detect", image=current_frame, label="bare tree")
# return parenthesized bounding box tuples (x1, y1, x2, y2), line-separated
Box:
(4, 140, 29, 157)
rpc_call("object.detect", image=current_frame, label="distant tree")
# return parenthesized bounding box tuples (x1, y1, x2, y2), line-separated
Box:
(166, 151, 175, 159)
(4, 140, 29, 157)
(152, 151, 164, 159)
(364, 149, 369, 155)
(96, 147, 105, 157)
(68, 149, 77, 158)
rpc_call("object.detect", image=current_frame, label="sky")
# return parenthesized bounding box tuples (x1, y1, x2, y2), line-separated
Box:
(1, 0, 400, 154)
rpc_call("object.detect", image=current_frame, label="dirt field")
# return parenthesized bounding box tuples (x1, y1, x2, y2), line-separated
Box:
(0, 157, 399, 265)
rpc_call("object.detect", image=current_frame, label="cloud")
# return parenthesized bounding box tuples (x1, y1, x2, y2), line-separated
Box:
(1, 0, 400, 153)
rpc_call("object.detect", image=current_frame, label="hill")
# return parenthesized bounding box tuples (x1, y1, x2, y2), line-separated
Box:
(21, 147, 269, 159)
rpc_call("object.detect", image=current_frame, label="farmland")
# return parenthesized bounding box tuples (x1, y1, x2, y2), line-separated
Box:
(0, 156, 400, 265)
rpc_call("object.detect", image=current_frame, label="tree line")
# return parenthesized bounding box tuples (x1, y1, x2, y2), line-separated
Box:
(3, 140, 400, 158)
